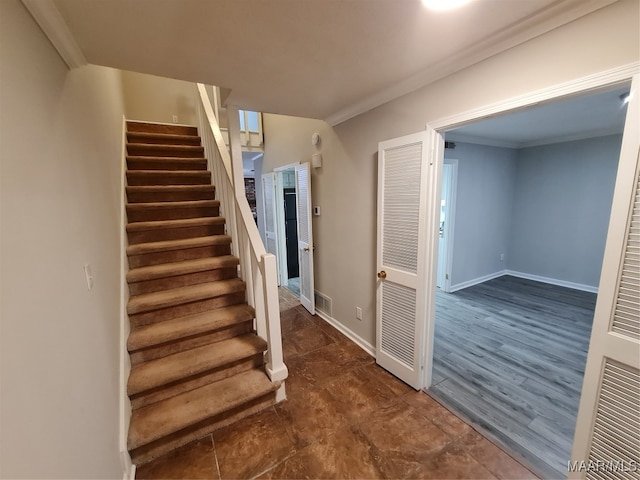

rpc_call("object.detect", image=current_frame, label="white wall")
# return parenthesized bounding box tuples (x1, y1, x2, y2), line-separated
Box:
(509, 135, 622, 288)
(261, 0, 638, 347)
(121, 70, 198, 125)
(445, 143, 518, 289)
(0, 0, 125, 477)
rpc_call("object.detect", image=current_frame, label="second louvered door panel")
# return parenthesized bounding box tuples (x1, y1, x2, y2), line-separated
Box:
(571, 75, 640, 479)
(376, 131, 430, 390)
(296, 162, 315, 314)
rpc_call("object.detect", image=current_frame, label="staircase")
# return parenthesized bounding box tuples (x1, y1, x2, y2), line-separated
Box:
(124, 121, 281, 464)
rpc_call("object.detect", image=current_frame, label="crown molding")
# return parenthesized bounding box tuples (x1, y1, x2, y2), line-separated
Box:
(430, 62, 639, 131)
(21, 0, 86, 69)
(325, 0, 618, 127)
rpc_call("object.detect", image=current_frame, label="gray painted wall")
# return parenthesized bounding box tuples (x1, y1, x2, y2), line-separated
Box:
(446, 135, 621, 291)
(445, 142, 518, 288)
(509, 135, 622, 288)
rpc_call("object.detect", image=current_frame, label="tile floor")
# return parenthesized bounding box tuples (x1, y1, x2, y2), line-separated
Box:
(136, 289, 538, 479)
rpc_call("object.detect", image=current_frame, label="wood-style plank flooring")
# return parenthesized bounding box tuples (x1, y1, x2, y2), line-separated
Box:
(429, 275, 596, 479)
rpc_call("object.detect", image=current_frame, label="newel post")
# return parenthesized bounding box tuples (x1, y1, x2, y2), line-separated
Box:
(262, 253, 288, 384)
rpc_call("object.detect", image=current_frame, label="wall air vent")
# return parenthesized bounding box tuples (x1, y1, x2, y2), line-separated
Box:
(314, 290, 333, 317)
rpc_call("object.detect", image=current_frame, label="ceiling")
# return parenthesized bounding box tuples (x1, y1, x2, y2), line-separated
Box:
(446, 84, 631, 147)
(45, 0, 616, 124)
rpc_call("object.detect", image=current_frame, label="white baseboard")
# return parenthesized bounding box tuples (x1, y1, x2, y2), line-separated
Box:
(449, 269, 598, 294)
(505, 270, 598, 293)
(121, 451, 135, 480)
(315, 310, 376, 357)
(449, 270, 507, 293)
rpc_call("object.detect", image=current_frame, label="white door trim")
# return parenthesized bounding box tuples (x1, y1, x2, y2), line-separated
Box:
(423, 62, 640, 388)
(437, 159, 458, 293)
(429, 62, 639, 132)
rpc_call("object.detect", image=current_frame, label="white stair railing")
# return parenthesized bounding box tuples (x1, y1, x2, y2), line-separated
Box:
(196, 84, 288, 398)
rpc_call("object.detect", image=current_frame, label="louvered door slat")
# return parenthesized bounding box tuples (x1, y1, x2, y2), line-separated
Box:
(612, 171, 640, 340)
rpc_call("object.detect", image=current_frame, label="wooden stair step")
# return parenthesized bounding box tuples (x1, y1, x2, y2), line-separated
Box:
(126, 218, 226, 236)
(127, 234, 231, 256)
(127, 256, 238, 284)
(127, 278, 245, 315)
(128, 333, 267, 396)
(126, 219, 227, 247)
(126, 185, 216, 203)
(126, 234, 232, 268)
(126, 200, 220, 223)
(127, 143, 204, 158)
(126, 132, 202, 146)
(128, 304, 255, 352)
(127, 199, 220, 212)
(127, 156, 208, 171)
(126, 170, 211, 186)
(128, 369, 278, 450)
(127, 121, 197, 136)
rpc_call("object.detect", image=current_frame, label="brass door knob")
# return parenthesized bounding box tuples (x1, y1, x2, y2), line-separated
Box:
(377, 270, 387, 279)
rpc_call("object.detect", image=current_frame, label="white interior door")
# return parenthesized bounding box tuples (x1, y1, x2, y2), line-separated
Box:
(295, 163, 315, 314)
(261, 172, 278, 260)
(376, 131, 431, 390)
(570, 75, 640, 477)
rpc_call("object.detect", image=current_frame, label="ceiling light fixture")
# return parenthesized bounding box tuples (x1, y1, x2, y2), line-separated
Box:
(422, 0, 472, 11)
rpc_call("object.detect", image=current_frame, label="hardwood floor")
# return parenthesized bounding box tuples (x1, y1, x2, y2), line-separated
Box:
(429, 275, 596, 479)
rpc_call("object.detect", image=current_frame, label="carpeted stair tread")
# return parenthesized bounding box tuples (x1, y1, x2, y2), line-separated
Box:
(127, 132, 201, 145)
(127, 278, 245, 315)
(127, 235, 231, 257)
(127, 157, 208, 171)
(126, 217, 226, 234)
(127, 185, 215, 194)
(126, 185, 216, 203)
(126, 121, 197, 136)
(128, 369, 278, 450)
(126, 170, 211, 178)
(127, 256, 238, 283)
(127, 143, 204, 158)
(127, 304, 255, 352)
(128, 333, 267, 396)
(127, 200, 220, 211)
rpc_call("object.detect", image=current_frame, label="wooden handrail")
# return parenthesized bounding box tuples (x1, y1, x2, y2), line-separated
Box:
(196, 84, 288, 396)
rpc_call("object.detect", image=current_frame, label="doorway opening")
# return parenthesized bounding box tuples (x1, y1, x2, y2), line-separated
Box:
(429, 85, 630, 478)
(262, 163, 316, 314)
(277, 167, 301, 296)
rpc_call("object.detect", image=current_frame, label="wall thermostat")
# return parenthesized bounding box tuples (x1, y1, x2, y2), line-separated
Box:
(311, 132, 320, 146)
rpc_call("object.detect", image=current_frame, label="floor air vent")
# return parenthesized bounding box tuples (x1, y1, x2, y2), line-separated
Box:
(314, 290, 333, 317)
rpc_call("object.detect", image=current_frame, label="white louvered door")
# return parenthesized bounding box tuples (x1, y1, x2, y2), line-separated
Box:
(376, 131, 430, 389)
(262, 172, 278, 259)
(295, 163, 315, 314)
(570, 76, 640, 479)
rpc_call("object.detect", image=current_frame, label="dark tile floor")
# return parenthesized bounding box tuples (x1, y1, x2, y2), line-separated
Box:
(136, 290, 538, 479)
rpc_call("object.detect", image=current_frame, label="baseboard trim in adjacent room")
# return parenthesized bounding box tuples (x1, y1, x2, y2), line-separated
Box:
(315, 311, 376, 357)
(449, 269, 599, 294)
(449, 270, 507, 293)
(505, 270, 599, 293)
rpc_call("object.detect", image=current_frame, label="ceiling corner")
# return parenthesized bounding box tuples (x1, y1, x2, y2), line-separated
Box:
(21, 0, 87, 69)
